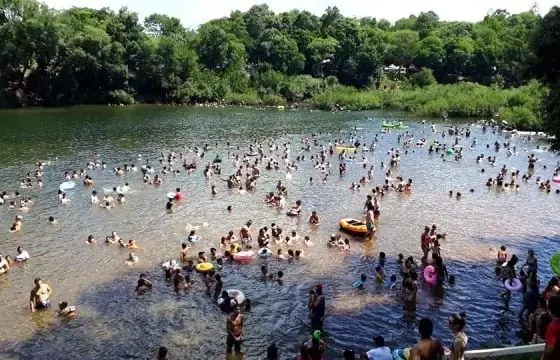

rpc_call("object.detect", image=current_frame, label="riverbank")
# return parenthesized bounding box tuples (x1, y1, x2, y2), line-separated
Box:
(127, 81, 548, 131)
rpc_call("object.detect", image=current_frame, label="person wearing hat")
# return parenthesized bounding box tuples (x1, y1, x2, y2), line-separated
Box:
(304, 330, 325, 360)
(309, 284, 326, 331)
(366, 336, 392, 360)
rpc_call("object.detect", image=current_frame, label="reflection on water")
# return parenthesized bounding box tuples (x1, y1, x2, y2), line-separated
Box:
(0, 106, 559, 359)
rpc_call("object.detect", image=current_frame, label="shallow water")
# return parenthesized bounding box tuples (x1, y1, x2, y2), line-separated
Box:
(0, 106, 559, 359)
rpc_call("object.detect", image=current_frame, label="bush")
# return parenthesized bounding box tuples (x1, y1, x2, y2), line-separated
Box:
(410, 68, 437, 88)
(224, 92, 260, 106)
(108, 90, 135, 105)
(261, 94, 285, 106)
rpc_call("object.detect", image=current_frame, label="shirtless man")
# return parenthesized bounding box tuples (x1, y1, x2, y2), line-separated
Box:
(30, 278, 53, 312)
(410, 318, 444, 360)
(105, 231, 120, 244)
(239, 221, 252, 246)
(180, 243, 189, 263)
(226, 306, 244, 355)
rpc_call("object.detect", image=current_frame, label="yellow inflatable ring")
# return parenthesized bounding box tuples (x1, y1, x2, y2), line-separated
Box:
(339, 218, 367, 235)
(196, 262, 214, 273)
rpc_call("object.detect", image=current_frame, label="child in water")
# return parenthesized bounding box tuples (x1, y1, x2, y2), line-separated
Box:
(378, 252, 386, 267)
(374, 266, 385, 283)
(385, 275, 397, 289)
(353, 274, 367, 289)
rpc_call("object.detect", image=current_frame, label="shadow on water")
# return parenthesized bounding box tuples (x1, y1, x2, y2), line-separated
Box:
(1, 233, 558, 360)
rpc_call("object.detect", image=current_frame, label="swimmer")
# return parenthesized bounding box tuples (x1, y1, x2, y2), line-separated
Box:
(374, 266, 385, 283)
(180, 243, 189, 263)
(277, 249, 286, 260)
(58, 301, 77, 321)
(386, 275, 397, 289)
(0, 253, 10, 275)
(295, 250, 304, 259)
(136, 274, 153, 293)
(342, 238, 350, 252)
(304, 236, 314, 247)
(15, 246, 30, 262)
(86, 235, 96, 244)
(91, 191, 99, 204)
(100, 201, 114, 209)
(353, 274, 367, 289)
(127, 239, 138, 249)
(117, 193, 125, 203)
(48, 216, 56, 224)
(105, 231, 120, 245)
(188, 230, 199, 243)
(60, 193, 71, 204)
(309, 211, 320, 225)
(125, 252, 139, 265)
(29, 278, 52, 312)
(211, 185, 217, 196)
(379, 252, 386, 268)
(198, 251, 208, 263)
(165, 200, 173, 212)
(288, 231, 299, 245)
(175, 188, 184, 201)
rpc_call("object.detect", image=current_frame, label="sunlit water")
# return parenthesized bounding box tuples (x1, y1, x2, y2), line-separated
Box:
(0, 106, 559, 359)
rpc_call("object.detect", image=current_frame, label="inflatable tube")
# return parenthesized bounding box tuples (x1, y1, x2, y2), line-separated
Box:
(59, 181, 76, 191)
(424, 265, 437, 285)
(445, 148, 455, 155)
(218, 289, 246, 305)
(339, 218, 367, 235)
(382, 122, 396, 128)
(552, 176, 560, 184)
(167, 192, 176, 199)
(188, 235, 201, 243)
(196, 262, 214, 273)
(286, 210, 300, 217)
(392, 348, 411, 360)
(344, 158, 353, 164)
(233, 250, 255, 262)
(551, 253, 560, 276)
(258, 248, 272, 258)
(246, 153, 258, 157)
(504, 278, 523, 292)
(161, 260, 180, 270)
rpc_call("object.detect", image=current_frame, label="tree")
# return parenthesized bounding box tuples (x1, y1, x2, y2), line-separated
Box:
(531, 6, 560, 148)
(410, 68, 437, 87)
(385, 30, 419, 66)
(415, 11, 439, 38)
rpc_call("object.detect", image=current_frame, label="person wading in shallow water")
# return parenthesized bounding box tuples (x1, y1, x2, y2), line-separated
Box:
(226, 306, 244, 355)
(309, 284, 326, 332)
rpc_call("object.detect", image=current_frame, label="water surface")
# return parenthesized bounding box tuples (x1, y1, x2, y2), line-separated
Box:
(0, 106, 559, 359)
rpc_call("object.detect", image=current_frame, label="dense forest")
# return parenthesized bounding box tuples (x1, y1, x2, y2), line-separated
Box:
(0, 0, 559, 141)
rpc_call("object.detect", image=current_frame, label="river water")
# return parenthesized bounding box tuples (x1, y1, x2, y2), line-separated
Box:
(0, 106, 559, 359)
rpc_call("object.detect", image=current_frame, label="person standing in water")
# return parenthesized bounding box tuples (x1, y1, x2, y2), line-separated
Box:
(366, 204, 376, 236)
(29, 278, 53, 312)
(309, 284, 326, 331)
(226, 306, 244, 355)
(447, 312, 468, 360)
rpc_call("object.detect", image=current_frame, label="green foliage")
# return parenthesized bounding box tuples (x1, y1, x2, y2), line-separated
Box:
(0, 0, 548, 133)
(108, 90, 134, 105)
(410, 68, 437, 88)
(531, 6, 560, 148)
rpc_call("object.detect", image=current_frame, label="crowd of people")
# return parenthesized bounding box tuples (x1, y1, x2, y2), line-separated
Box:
(1, 122, 560, 359)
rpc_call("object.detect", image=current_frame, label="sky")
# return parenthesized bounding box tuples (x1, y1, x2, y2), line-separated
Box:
(42, 0, 560, 28)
